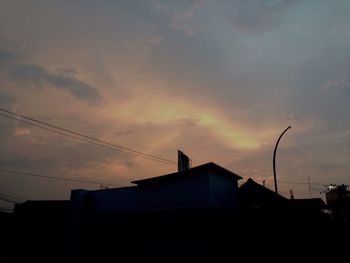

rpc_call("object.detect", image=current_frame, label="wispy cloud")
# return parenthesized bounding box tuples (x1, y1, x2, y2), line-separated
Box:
(228, 0, 294, 34)
(112, 95, 262, 150)
(153, 0, 204, 37)
(321, 77, 349, 93)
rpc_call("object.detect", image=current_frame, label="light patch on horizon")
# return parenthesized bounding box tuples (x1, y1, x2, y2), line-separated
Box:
(112, 95, 261, 150)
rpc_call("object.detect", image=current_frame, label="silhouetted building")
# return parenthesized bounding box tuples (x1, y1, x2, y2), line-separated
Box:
(288, 198, 327, 218)
(326, 184, 350, 222)
(71, 162, 242, 216)
(13, 200, 71, 261)
(238, 178, 288, 210)
(7, 167, 348, 260)
(237, 178, 331, 220)
(69, 162, 243, 259)
(14, 200, 70, 219)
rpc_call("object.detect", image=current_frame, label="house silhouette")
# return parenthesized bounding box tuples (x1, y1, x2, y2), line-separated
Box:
(326, 184, 350, 222)
(68, 162, 244, 260)
(10, 162, 350, 260)
(71, 162, 242, 216)
(238, 177, 288, 209)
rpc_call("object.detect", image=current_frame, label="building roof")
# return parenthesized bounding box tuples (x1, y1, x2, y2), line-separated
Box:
(238, 178, 288, 208)
(132, 162, 242, 186)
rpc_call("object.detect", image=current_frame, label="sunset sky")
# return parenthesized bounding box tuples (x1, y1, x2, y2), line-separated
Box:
(1, 0, 350, 207)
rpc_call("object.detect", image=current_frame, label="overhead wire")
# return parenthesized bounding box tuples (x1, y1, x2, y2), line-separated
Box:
(0, 193, 27, 201)
(0, 112, 173, 165)
(0, 196, 20, 204)
(249, 178, 334, 187)
(0, 107, 176, 165)
(0, 207, 14, 211)
(279, 180, 326, 186)
(0, 168, 128, 187)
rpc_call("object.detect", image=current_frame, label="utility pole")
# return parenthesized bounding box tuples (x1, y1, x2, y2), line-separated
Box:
(273, 126, 291, 194)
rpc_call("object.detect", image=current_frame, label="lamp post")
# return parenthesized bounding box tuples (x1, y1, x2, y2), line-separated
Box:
(273, 126, 291, 194)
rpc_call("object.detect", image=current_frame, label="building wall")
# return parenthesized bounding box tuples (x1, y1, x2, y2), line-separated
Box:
(209, 173, 238, 208)
(326, 190, 339, 207)
(326, 188, 350, 221)
(72, 172, 239, 214)
(136, 173, 211, 209)
(81, 187, 140, 213)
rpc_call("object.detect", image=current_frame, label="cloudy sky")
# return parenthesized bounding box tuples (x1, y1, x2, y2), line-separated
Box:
(1, 0, 350, 206)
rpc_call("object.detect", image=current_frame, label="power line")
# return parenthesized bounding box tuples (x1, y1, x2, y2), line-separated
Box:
(0, 168, 127, 187)
(0, 196, 20, 204)
(0, 107, 176, 164)
(0, 207, 14, 211)
(251, 178, 330, 187)
(0, 112, 96, 141)
(0, 107, 176, 165)
(279, 180, 328, 186)
(0, 193, 27, 201)
(0, 109, 175, 165)
(0, 112, 173, 165)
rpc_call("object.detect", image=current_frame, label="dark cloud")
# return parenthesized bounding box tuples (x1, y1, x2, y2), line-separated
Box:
(0, 49, 15, 64)
(0, 48, 102, 104)
(10, 64, 102, 103)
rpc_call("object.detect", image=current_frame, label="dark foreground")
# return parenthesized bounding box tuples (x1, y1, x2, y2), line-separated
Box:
(1, 208, 348, 262)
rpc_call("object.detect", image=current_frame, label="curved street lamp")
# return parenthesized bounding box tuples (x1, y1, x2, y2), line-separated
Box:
(273, 126, 291, 194)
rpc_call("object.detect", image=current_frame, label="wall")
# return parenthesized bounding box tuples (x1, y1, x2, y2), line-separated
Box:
(209, 173, 238, 208)
(72, 172, 239, 214)
(82, 187, 139, 213)
(136, 173, 211, 209)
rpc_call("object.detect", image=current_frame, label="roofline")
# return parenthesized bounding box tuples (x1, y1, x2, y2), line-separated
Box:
(132, 162, 242, 185)
(239, 178, 288, 200)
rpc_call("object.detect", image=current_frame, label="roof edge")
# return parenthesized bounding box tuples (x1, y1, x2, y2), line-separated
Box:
(132, 162, 242, 185)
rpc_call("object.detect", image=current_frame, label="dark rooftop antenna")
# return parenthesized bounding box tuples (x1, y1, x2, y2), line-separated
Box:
(273, 126, 291, 194)
(290, 189, 295, 200)
(308, 176, 312, 198)
(178, 150, 191, 172)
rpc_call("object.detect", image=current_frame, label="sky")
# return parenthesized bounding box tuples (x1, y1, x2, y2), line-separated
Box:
(1, 0, 350, 208)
